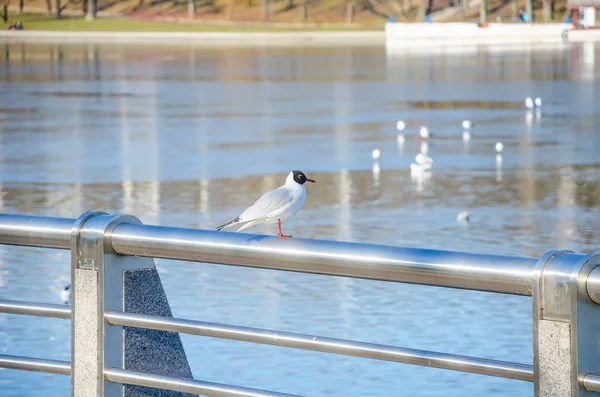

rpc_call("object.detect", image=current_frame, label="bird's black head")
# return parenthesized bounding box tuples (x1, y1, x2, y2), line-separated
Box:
(292, 170, 315, 185)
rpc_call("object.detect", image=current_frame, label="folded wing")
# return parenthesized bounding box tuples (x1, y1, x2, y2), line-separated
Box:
(240, 188, 293, 222)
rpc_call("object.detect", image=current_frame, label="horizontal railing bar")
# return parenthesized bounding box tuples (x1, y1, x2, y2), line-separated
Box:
(0, 299, 71, 319)
(0, 354, 71, 376)
(0, 213, 543, 295)
(105, 368, 302, 397)
(105, 311, 534, 382)
(0, 214, 74, 249)
(583, 374, 600, 392)
(111, 223, 538, 296)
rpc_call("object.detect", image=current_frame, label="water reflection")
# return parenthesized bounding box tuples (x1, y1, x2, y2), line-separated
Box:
(0, 40, 600, 397)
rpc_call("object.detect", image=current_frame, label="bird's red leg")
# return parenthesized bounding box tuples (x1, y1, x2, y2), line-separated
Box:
(277, 219, 292, 239)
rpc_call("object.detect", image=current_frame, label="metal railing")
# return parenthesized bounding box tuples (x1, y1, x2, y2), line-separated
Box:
(1, 211, 599, 397)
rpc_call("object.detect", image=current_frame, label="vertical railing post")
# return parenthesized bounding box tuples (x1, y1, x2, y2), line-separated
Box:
(533, 250, 600, 397)
(70, 211, 154, 397)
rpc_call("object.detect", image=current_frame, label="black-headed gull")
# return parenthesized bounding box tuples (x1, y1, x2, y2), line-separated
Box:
(216, 170, 315, 239)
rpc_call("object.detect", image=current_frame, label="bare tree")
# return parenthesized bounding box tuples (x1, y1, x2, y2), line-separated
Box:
(346, 0, 354, 23)
(226, 0, 234, 19)
(188, 0, 195, 17)
(19, 0, 23, 13)
(46, 0, 52, 13)
(525, 0, 532, 21)
(285, 0, 293, 10)
(0, 0, 7, 23)
(301, 0, 307, 20)
(417, 0, 426, 20)
(261, 0, 268, 20)
(56, 0, 61, 18)
(85, 0, 96, 20)
(542, 0, 551, 21)
(479, 0, 486, 22)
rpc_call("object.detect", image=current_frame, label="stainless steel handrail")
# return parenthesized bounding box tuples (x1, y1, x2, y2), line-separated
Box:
(110, 223, 538, 296)
(105, 368, 302, 397)
(0, 299, 71, 319)
(0, 354, 71, 375)
(0, 299, 533, 382)
(105, 310, 533, 381)
(0, 214, 540, 296)
(0, 214, 74, 249)
(582, 374, 600, 393)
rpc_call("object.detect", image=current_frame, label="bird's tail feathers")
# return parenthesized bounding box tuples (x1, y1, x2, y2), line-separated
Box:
(216, 217, 240, 231)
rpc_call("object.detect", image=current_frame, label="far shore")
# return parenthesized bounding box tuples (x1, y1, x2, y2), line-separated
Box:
(2, 13, 598, 45)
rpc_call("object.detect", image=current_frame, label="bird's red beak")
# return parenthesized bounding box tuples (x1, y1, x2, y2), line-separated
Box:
(306, 178, 316, 183)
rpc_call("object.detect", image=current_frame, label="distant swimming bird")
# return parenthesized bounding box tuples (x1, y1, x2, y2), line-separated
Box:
(415, 153, 433, 168)
(495, 142, 504, 153)
(534, 97, 542, 107)
(216, 170, 315, 239)
(462, 120, 473, 130)
(396, 121, 406, 144)
(60, 284, 71, 304)
(419, 126, 431, 139)
(410, 151, 433, 174)
(372, 149, 381, 161)
(525, 97, 534, 109)
(457, 211, 471, 222)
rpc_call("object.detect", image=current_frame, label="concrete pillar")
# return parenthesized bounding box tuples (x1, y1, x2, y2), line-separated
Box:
(71, 212, 194, 397)
(533, 250, 600, 397)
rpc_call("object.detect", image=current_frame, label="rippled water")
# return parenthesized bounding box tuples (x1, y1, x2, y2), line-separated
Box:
(0, 39, 599, 397)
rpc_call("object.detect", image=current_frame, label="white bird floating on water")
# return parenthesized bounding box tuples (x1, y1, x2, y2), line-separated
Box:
(495, 142, 504, 153)
(396, 121, 406, 144)
(216, 170, 315, 239)
(462, 120, 473, 130)
(372, 148, 381, 161)
(457, 211, 471, 222)
(60, 283, 71, 304)
(419, 126, 431, 139)
(410, 152, 433, 175)
(415, 153, 433, 168)
(534, 97, 542, 107)
(525, 97, 534, 109)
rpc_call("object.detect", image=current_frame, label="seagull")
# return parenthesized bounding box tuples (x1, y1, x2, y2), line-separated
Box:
(495, 142, 504, 153)
(60, 284, 71, 304)
(457, 211, 471, 222)
(396, 121, 406, 144)
(415, 153, 433, 168)
(372, 149, 381, 161)
(534, 97, 542, 107)
(462, 120, 473, 130)
(216, 170, 315, 239)
(525, 97, 534, 109)
(419, 126, 431, 139)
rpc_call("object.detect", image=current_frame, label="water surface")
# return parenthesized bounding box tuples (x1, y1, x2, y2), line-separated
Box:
(0, 39, 599, 397)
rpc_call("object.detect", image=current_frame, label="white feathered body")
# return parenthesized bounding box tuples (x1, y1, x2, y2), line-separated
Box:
(217, 172, 308, 233)
(236, 183, 306, 232)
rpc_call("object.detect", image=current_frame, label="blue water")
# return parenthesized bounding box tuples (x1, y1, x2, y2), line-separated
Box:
(0, 39, 599, 397)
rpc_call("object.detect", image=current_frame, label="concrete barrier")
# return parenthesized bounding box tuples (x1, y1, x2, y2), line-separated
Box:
(385, 22, 573, 44)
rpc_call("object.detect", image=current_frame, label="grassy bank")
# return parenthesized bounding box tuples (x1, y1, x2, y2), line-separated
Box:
(3, 13, 382, 32)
